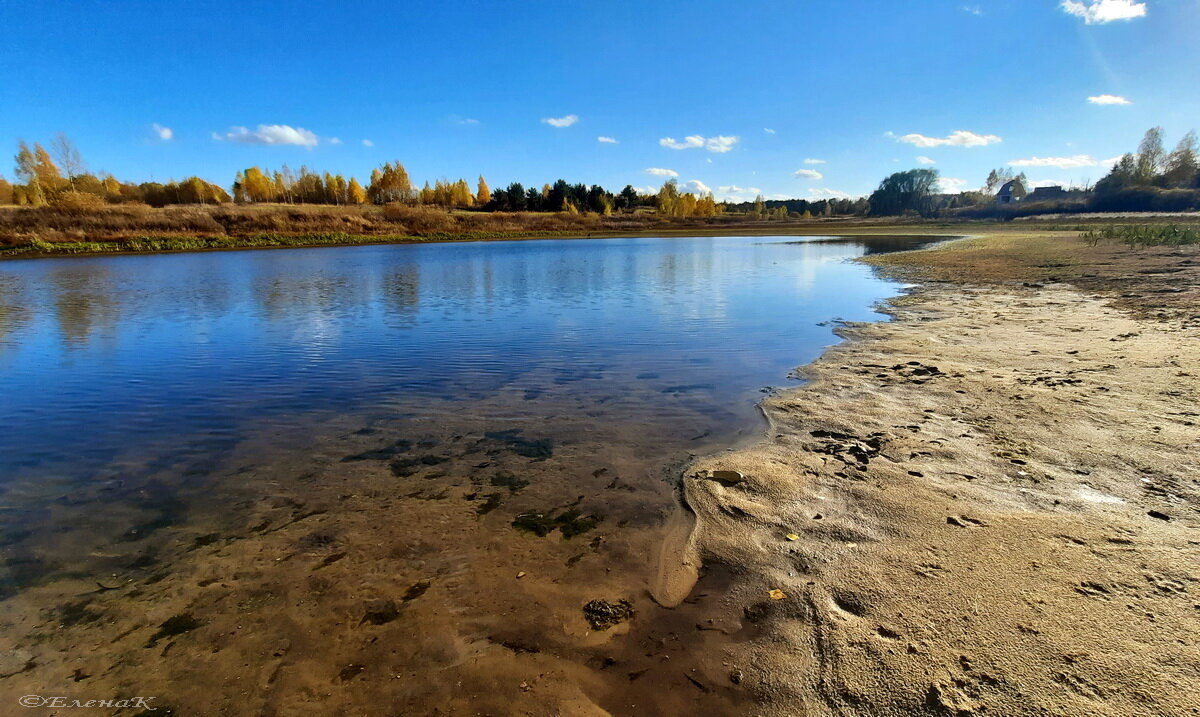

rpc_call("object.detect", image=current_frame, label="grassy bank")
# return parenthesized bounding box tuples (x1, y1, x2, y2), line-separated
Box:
(3, 202, 1199, 260)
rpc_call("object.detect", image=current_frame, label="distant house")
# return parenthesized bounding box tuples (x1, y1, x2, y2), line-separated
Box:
(1027, 185, 1066, 202)
(996, 179, 1028, 204)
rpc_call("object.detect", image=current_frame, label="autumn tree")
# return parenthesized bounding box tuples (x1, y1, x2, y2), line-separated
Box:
(0, 176, 13, 204)
(368, 161, 413, 203)
(348, 177, 367, 204)
(678, 192, 697, 217)
(658, 179, 680, 216)
(451, 178, 474, 207)
(14, 141, 64, 205)
(476, 175, 491, 205)
(234, 166, 278, 203)
(51, 133, 86, 185)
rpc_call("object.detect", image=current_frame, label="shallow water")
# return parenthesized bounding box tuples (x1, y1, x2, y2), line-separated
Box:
(0, 234, 934, 712)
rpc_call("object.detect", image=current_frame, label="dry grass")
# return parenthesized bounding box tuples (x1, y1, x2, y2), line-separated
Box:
(866, 228, 1200, 323)
(0, 203, 768, 248)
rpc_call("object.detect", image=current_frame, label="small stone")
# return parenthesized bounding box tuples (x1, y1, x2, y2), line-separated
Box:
(516, 571, 526, 579)
(768, 589, 787, 600)
(785, 533, 800, 541)
(710, 470, 745, 485)
(0, 649, 34, 677)
(729, 669, 744, 684)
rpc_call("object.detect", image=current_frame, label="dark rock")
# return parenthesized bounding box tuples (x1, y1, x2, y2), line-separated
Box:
(583, 599, 635, 631)
(360, 600, 401, 625)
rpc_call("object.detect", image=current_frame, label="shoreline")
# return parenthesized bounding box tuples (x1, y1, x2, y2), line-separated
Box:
(0, 219, 1022, 261)
(656, 230, 1200, 714)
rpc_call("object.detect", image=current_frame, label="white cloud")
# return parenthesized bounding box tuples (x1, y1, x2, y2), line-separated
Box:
(633, 185, 658, 194)
(1087, 94, 1131, 105)
(808, 188, 854, 199)
(803, 158, 827, 165)
(718, 185, 762, 194)
(213, 124, 319, 147)
(455, 117, 481, 125)
(660, 136, 703, 150)
(895, 130, 1001, 148)
(793, 169, 824, 180)
(763, 128, 776, 135)
(916, 155, 936, 165)
(961, 5, 983, 15)
(1008, 154, 1098, 168)
(659, 135, 740, 153)
(151, 123, 173, 141)
(1061, 0, 1146, 24)
(938, 177, 970, 193)
(644, 167, 679, 177)
(597, 136, 619, 144)
(329, 137, 343, 145)
(542, 114, 579, 128)
(681, 179, 712, 195)
(362, 139, 374, 147)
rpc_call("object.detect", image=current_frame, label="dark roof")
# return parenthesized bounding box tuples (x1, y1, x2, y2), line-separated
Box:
(998, 180, 1018, 195)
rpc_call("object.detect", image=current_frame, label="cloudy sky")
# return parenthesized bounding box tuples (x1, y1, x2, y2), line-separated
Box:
(1, 0, 1196, 202)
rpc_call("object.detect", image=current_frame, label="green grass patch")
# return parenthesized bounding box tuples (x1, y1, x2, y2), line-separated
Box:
(1079, 224, 1200, 247)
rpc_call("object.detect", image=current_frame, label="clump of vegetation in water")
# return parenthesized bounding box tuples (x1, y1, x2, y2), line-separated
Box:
(1080, 224, 1200, 247)
(582, 599, 634, 630)
(490, 472, 529, 493)
(402, 580, 431, 601)
(511, 508, 599, 538)
(145, 612, 201, 647)
(484, 429, 553, 460)
(475, 493, 503, 515)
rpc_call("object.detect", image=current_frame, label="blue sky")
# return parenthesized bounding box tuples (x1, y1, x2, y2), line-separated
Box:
(2, 0, 1196, 202)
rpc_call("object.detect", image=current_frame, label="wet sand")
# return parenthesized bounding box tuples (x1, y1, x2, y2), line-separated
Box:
(2, 230, 1198, 715)
(660, 231, 1200, 715)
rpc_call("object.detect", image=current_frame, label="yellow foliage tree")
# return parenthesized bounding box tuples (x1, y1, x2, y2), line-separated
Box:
(451, 178, 474, 207)
(476, 175, 491, 205)
(348, 177, 367, 204)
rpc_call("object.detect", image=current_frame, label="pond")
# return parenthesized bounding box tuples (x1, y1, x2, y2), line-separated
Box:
(0, 234, 935, 713)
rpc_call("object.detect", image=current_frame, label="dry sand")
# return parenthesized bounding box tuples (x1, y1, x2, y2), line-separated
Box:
(658, 232, 1200, 715)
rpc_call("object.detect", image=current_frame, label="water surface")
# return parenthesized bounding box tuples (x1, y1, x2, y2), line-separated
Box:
(0, 234, 934, 713)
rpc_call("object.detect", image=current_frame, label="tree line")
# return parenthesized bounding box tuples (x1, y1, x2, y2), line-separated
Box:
(8, 127, 1196, 219)
(1, 135, 726, 217)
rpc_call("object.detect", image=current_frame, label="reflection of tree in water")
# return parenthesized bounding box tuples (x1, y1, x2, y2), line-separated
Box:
(383, 265, 421, 324)
(50, 267, 119, 347)
(855, 235, 947, 255)
(0, 276, 32, 349)
(254, 273, 356, 322)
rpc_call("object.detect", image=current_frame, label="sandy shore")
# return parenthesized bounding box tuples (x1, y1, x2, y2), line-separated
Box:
(658, 231, 1200, 715)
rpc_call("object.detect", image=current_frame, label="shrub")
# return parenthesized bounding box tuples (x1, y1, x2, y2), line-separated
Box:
(51, 191, 108, 210)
